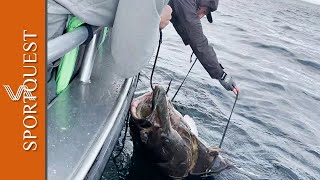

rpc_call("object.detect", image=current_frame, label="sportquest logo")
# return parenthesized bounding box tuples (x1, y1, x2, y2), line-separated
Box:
(3, 85, 36, 101)
(0, 30, 41, 151)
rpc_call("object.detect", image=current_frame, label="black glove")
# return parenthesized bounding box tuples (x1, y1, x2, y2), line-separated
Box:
(219, 72, 236, 91)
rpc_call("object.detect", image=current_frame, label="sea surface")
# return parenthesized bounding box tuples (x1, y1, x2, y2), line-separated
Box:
(101, 0, 320, 179)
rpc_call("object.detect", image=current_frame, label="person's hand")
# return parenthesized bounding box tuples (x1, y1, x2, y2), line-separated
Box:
(159, 5, 172, 30)
(219, 72, 239, 95)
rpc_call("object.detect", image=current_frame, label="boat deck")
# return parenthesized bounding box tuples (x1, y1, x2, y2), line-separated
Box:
(47, 45, 137, 179)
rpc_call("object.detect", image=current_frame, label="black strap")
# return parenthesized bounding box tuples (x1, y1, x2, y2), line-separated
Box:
(84, 24, 94, 45)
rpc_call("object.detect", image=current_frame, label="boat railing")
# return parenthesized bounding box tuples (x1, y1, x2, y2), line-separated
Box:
(47, 26, 103, 83)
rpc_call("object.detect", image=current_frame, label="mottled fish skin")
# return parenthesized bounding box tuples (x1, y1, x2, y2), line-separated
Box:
(130, 85, 220, 178)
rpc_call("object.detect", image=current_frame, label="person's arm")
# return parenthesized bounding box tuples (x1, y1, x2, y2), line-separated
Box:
(170, 0, 239, 94)
(170, 0, 223, 79)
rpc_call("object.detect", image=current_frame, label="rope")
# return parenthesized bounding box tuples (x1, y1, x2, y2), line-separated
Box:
(114, 112, 130, 159)
(112, 112, 131, 179)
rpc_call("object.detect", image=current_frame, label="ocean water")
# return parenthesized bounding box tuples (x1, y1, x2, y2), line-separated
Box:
(101, 0, 320, 179)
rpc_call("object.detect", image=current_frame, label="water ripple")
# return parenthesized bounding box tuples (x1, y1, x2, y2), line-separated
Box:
(295, 58, 320, 71)
(250, 42, 296, 57)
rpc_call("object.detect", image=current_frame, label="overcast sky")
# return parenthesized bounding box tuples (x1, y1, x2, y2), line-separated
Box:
(301, 0, 320, 5)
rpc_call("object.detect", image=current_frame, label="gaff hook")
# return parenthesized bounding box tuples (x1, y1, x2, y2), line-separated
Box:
(150, 30, 163, 90)
(219, 92, 239, 148)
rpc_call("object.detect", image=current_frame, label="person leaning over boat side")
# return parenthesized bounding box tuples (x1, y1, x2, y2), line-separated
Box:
(168, 0, 239, 94)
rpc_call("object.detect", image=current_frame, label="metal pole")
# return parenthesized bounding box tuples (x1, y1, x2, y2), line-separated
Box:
(48, 26, 89, 64)
(80, 34, 98, 83)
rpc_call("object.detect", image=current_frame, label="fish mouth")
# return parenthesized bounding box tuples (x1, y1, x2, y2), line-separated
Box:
(130, 91, 153, 120)
(130, 85, 168, 124)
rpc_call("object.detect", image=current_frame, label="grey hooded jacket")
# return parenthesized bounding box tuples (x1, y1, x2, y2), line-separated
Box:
(47, 0, 169, 102)
(48, 0, 170, 77)
(168, 0, 224, 79)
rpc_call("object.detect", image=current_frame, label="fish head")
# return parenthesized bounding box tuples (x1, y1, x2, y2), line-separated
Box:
(152, 85, 170, 125)
(130, 85, 170, 128)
